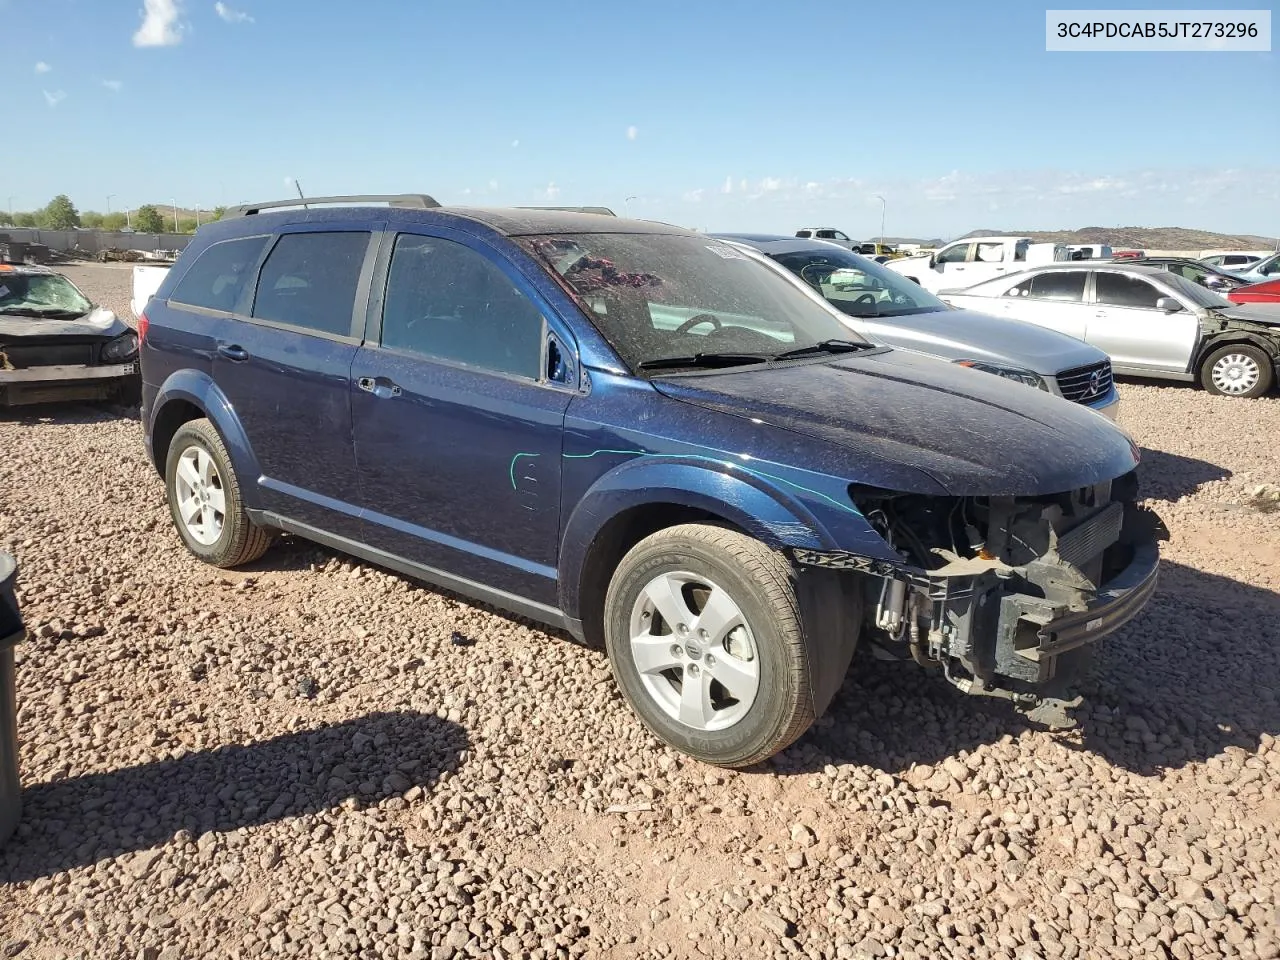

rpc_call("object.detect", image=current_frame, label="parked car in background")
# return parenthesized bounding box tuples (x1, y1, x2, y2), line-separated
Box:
(1110, 250, 1144, 260)
(132, 264, 172, 320)
(886, 236, 1069, 293)
(940, 263, 1280, 398)
(0, 264, 140, 406)
(137, 194, 1161, 766)
(794, 227, 859, 250)
(713, 234, 1119, 418)
(1228, 279, 1280, 305)
(1224, 253, 1280, 285)
(1200, 252, 1265, 269)
(1067, 244, 1112, 260)
(1124, 257, 1251, 293)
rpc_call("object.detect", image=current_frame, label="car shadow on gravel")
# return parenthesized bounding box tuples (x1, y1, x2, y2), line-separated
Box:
(779, 558, 1280, 779)
(1138, 446, 1231, 502)
(0, 401, 139, 426)
(0, 710, 468, 885)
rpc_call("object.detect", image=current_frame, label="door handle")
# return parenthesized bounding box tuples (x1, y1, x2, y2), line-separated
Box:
(357, 376, 402, 399)
(217, 342, 249, 362)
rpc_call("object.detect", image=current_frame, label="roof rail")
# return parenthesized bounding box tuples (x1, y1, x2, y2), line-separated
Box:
(514, 206, 617, 217)
(222, 194, 441, 219)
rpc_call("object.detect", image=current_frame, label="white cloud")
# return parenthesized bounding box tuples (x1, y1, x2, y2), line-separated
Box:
(682, 188, 705, 203)
(541, 182, 561, 201)
(511, 139, 520, 148)
(134, 0, 185, 47)
(721, 176, 733, 195)
(43, 89, 67, 108)
(626, 125, 638, 141)
(214, 2, 253, 23)
(759, 177, 782, 193)
(487, 179, 499, 192)
(102, 79, 124, 92)
(34, 61, 51, 74)
(461, 187, 472, 196)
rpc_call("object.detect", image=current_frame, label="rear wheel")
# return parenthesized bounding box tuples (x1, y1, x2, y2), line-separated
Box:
(603, 523, 815, 767)
(164, 418, 272, 567)
(1200, 344, 1273, 398)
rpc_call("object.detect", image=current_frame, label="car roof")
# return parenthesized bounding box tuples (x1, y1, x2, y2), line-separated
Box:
(712, 234, 857, 256)
(1016, 262, 1168, 277)
(0, 263, 59, 276)
(202, 203, 690, 239)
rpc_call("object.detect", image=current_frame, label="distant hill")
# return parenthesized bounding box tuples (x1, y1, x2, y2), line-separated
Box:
(956, 226, 1278, 250)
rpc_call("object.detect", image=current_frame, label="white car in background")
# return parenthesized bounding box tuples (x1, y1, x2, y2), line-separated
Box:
(886, 236, 1069, 293)
(940, 262, 1280, 398)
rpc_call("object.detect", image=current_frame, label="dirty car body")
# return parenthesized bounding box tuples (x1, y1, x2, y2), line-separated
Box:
(139, 201, 1162, 763)
(0, 265, 140, 406)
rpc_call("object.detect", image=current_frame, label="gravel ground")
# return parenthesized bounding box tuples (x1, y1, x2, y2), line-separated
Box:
(2, 264, 1279, 960)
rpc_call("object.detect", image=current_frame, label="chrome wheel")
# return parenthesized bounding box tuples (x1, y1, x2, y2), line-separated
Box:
(174, 444, 226, 546)
(628, 571, 759, 731)
(1211, 353, 1262, 395)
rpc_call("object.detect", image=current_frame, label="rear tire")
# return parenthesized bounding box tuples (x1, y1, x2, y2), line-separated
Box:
(1200, 344, 1273, 398)
(164, 418, 272, 568)
(603, 523, 815, 768)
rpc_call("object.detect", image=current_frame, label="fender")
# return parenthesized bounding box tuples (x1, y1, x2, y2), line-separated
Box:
(1194, 328, 1280, 373)
(149, 369, 263, 507)
(557, 455, 886, 621)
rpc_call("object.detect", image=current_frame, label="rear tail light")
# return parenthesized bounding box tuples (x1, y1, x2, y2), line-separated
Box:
(137, 311, 149, 343)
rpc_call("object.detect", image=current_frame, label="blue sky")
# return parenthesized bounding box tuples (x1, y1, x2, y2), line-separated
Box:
(5, 0, 1278, 239)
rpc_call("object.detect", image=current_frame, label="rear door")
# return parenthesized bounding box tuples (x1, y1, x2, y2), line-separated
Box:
(998, 270, 1090, 339)
(349, 228, 576, 606)
(1086, 270, 1199, 372)
(213, 225, 378, 536)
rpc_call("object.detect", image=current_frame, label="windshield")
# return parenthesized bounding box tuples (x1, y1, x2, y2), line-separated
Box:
(520, 233, 868, 371)
(0, 272, 92, 316)
(1162, 272, 1232, 309)
(767, 247, 949, 318)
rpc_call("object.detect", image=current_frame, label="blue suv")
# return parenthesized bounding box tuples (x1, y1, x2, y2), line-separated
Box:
(138, 195, 1162, 767)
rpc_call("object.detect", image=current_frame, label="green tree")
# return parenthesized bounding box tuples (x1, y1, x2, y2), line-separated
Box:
(209, 206, 226, 222)
(101, 212, 128, 232)
(39, 194, 81, 230)
(13, 212, 38, 228)
(134, 204, 164, 233)
(177, 218, 198, 234)
(81, 211, 105, 229)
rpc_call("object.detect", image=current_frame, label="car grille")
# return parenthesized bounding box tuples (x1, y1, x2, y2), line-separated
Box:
(1056, 360, 1114, 404)
(0, 341, 97, 370)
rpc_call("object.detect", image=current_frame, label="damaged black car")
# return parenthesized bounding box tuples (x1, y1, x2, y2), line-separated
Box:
(0, 265, 141, 407)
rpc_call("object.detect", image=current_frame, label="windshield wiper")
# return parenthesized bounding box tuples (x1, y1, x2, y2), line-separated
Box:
(638, 352, 770, 371)
(0, 307, 86, 319)
(769, 338, 871, 361)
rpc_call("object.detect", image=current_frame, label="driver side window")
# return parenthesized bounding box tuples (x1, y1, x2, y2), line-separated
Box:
(936, 243, 971, 264)
(381, 234, 545, 379)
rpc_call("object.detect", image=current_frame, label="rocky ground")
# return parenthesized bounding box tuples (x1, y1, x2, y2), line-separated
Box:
(1, 264, 1279, 959)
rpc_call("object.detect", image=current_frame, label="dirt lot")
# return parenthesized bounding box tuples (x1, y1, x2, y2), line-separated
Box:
(2, 264, 1279, 959)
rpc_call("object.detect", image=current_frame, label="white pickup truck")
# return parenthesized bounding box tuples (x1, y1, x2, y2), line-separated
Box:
(130, 264, 171, 319)
(886, 236, 1069, 293)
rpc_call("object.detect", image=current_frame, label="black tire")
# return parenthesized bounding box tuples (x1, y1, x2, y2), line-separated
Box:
(164, 417, 272, 568)
(1199, 343, 1273, 398)
(603, 523, 816, 768)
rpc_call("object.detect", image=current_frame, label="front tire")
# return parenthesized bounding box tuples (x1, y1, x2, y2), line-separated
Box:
(164, 418, 272, 568)
(1200, 344, 1273, 398)
(603, 523, 815, 767)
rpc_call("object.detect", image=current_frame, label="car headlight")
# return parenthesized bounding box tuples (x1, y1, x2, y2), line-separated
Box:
(953, 359, 1046, 390)
(101, 332, 139, 362)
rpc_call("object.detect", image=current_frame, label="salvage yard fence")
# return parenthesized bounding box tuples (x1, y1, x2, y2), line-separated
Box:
(0, 228, 193, 257)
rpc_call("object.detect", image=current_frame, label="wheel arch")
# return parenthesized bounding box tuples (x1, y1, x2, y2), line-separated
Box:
(1194, 332, 1280, 376)
(148, 369, 262, 499)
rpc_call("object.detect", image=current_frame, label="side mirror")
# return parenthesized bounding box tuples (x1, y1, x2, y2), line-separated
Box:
(928, 254, 938, 268)
(1156, 297, 1184, 313)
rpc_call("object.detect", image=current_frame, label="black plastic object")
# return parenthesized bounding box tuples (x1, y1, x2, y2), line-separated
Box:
(0, 552, 22, 847)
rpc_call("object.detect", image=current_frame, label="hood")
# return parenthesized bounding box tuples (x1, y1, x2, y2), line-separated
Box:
(0, 306, 127, 340)
(651, 349, 1138, 496)
(1213, 303, 1280, 327)
(851, 307, 1105, 374)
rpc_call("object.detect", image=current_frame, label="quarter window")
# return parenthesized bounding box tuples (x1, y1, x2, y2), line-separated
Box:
(170, 236, 269, 312)
(1095, 272, 1162, 309)
(380, 234, 545, 380)
(1029, 271, 1087, 301)
(252, 232, 370, 336)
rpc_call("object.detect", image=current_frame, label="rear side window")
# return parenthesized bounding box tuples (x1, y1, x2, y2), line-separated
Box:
(251, 232, 370, 336)
(1029, 271, 1086, 301)
(380, 234, 545, 379)
(1095, 272, 1161, 308)
(795, 230, 812, 238)
(170, 236, 269, 312)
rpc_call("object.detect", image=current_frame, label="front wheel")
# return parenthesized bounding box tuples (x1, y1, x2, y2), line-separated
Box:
(603, 523, 816, 767)
(1200, 344, 1273, 398)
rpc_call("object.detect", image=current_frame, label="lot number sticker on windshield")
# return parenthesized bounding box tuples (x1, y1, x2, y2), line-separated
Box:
(705, 243, 748, 260)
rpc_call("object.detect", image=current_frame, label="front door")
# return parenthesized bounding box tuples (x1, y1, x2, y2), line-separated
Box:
(1087, 270, 1199, 373)
(350, 230, 575, 606)
(212, 226, 376, 535)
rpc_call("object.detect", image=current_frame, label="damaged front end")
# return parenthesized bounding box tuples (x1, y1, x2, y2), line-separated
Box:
(795, 473, 1165, 724)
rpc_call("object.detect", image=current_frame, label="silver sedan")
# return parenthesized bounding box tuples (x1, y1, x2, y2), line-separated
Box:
(941, 263, 1280, 399)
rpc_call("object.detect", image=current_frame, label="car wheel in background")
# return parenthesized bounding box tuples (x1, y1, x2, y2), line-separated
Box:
(164, 418, 272, 567)
(1200, 344, 1273, 398)
(603, 523, 817, 768)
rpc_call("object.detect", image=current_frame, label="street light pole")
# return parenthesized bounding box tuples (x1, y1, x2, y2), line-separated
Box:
(171, 199, 179, 233)
(6, 197, 12, 224)
(872, 195, 886, 246)
(125, 208, 132, 230)
(106, 194, 115, 216)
